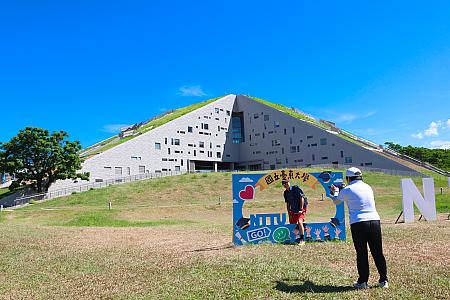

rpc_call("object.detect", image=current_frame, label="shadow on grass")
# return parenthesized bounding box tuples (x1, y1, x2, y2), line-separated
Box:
(275, 280, 354, 294)
(189, 243, 234, 252)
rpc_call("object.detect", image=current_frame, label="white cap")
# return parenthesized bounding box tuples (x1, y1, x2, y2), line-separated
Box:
(346, 167, 362, 177)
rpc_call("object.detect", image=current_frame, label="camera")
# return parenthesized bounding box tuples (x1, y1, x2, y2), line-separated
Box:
(328, 183, 345, 191)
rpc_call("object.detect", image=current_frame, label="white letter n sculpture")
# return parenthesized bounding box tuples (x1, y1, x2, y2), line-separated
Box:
(401, 178, 437, 223)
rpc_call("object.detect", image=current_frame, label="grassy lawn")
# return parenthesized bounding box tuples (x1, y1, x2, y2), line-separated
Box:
(0, 186, 25, 200)
(0, 188, 10, 198)
(0, 170, 449, 299)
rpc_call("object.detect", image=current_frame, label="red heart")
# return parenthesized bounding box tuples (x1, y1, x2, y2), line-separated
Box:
(239, 185, 254, 200)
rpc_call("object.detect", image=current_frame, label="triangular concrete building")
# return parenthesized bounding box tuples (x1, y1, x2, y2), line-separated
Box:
(52, 94, 419, 189)
(80, 94, 418, 180)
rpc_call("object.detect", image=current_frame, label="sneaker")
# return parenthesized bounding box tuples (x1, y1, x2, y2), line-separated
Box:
(298, 239, 305, 246)
(353, 282, 369, 289)
(379, 281, 389, 288)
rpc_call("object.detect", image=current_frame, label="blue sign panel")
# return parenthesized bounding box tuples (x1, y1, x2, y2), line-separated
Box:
(232, 169, 346, 245)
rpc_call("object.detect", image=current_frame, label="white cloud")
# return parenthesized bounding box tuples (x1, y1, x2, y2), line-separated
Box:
(335, 113, 357, 123)
(411, 132, 424, 139)
(364, 111, 377, 118)
(334, 111, 376, 124)
(429, 140, 450, 149)
(178, 85, 207, 97)
(411, 119, 450, 139)
(239, 177, 254, 183)
(101, 124, 132, 133)
(424, 121, 440, 137)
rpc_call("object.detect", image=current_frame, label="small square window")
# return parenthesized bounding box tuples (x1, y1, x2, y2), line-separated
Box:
(272, 139, 281, 146)
(155, 142, 161, 150)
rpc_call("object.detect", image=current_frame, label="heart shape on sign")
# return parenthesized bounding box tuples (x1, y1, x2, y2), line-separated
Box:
(239, 185, 254, 200)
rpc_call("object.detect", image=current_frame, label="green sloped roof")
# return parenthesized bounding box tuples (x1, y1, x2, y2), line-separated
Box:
(81, 94, 379, 160)
(245, 95, 374, 149)
(81, 96, 223, 159)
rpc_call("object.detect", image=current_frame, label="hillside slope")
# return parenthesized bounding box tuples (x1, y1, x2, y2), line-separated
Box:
(0, 171, 449, 299)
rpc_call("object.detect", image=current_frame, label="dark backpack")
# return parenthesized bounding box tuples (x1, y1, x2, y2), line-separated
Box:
(293, 185, 308, 210)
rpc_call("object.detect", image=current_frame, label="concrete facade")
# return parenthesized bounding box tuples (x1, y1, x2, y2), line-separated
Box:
(49, 94, 414, 191)
(233, 95, 412, 171)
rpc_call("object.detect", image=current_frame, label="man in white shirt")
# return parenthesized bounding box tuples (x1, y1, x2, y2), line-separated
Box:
(330, 167, 388, 289)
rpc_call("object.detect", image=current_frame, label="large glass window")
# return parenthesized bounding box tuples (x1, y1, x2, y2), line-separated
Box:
(232, 113, 245, 144)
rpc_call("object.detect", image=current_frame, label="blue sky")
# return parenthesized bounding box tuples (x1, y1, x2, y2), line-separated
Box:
(1, 0, 449, 149)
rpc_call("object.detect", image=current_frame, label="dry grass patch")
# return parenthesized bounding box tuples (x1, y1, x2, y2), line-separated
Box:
(1, 171, 449, 299)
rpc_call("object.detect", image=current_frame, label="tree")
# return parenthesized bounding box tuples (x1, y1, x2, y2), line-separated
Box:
(384, 141, 450, 171)
(384, 142, 403, 153)
(0, 127, 89, 193)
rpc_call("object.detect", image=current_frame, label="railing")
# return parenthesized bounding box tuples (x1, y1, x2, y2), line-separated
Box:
(12, 170, 185, 207)
(382, 149, 450, 176)
(337, 130, 450, 176)
(9, 162, 432, 208)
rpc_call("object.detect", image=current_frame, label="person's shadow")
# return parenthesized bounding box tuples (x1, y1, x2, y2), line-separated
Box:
(275, 279, 354, 294)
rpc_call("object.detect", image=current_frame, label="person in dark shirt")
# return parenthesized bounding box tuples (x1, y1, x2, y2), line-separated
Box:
(282, 179, 306, 245)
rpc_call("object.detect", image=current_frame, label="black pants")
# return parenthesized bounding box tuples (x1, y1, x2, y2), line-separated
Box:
(350, 220, 388, 283)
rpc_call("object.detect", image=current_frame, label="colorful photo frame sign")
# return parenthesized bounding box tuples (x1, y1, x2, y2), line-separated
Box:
(232, 169, 346, 245)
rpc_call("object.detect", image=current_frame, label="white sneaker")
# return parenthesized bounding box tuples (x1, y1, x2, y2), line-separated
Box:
(379, 281, 389, 288)
(353, 282, 369, 289)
